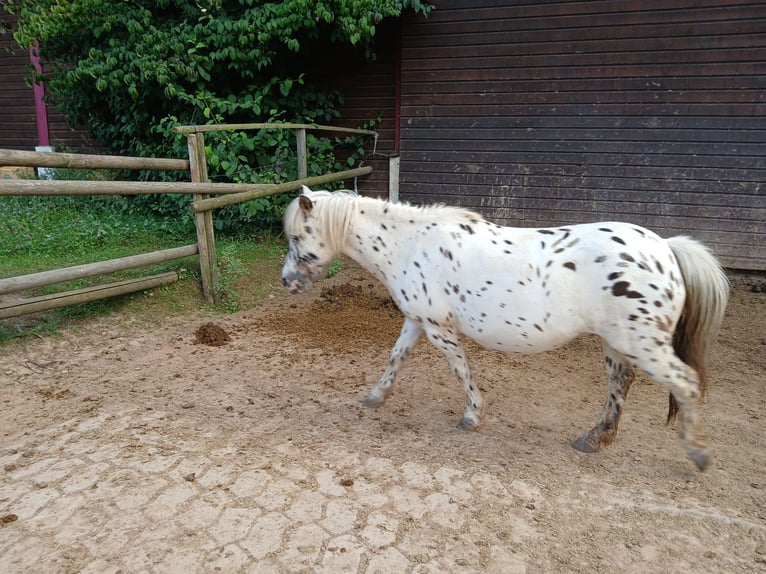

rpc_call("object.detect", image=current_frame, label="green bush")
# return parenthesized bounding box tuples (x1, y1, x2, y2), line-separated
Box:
(5, 0, 432, 231)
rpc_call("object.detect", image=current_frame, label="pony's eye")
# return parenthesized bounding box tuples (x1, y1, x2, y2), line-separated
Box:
(290, 235, 300, 243)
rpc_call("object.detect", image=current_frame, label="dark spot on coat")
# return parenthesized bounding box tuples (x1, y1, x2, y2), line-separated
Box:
(563, 261, 576, 271)
(612, 236, 626, 245)
(620, 252, 636, 263)
(612, 281, 645, 299)
(665, 288, 674, 301)
(538, 229, 555, 235)
(459, 223, 475, 235)
(599, 228, 613, 232)
(608, 272, 623, 280)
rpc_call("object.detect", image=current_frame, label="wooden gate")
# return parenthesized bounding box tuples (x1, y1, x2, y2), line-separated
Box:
(0, 123, 375, 319)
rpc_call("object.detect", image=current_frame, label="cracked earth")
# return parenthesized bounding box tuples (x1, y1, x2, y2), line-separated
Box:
(1, 265, 764, 573)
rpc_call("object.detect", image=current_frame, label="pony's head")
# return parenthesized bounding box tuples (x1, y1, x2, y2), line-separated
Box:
(280, 186, 355, 294)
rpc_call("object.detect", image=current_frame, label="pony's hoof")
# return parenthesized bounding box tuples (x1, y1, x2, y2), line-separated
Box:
(689, 448, 710, 471)
(361, 394, 384, 408)
(571, 434, 600, 453)
(456, 416, 479, 431)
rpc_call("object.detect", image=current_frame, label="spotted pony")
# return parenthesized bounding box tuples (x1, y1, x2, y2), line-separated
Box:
(280, 187, 729, 470)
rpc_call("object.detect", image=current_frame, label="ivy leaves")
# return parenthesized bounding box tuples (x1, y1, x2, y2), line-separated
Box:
(5, 0, 431, 229)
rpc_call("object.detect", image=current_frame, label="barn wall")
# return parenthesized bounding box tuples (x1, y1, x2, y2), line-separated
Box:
(398, 0, 766, 270)
(328, 20, 399, 199)
(0, 12, 93, 152)
(0, 14, 38, 150)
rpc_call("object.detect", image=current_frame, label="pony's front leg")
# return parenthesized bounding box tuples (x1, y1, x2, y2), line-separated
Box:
(424, 328, 484, 430)
(362, 318, 423, 408)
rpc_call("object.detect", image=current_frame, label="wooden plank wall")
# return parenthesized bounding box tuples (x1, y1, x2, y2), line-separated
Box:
(328, 21, 399, 199)
(0, 13, 37, 150)
(0, 12, 93, 152)
(398, 0, 766, 270)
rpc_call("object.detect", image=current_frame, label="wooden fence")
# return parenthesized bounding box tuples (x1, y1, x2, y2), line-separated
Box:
(0, 123, 375, 319)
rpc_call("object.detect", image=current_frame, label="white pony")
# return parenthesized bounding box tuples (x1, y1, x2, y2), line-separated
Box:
(280, 187, 729, 470)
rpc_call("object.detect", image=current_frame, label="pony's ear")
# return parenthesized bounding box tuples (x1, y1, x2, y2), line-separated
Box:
(299, 195, 313, 213)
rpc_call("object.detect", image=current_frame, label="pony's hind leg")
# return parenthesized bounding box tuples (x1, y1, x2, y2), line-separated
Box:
(586, 333, 710, 470)
(634, 351, 710, 470)
(572, 342, 635, 453)
(362, 318, 423, 408)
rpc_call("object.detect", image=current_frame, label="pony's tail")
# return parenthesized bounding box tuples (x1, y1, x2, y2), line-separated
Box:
(666, 236, 729, 424)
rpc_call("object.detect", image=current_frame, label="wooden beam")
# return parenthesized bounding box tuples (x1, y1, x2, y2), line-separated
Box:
(192, 166, 373, 213)
(171, 122, 377, 136)
(0, 245, 198, 295)
(0, 148, 189, 171)
(188, 133, 218, 304)
(296, 128, 307, 180)
(0, 272, 179, 320)
(0, 179, 279, 196)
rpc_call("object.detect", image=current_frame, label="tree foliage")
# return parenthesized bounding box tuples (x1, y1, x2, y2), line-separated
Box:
(5, 0, 431, 230)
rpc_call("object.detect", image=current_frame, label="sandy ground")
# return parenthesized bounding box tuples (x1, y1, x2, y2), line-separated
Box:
(0, 264, 764, 573)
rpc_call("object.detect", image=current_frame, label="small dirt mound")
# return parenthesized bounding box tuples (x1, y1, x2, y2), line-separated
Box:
(315, 283, 397, 313)
(244, 265, 404, 352)
(193, 322, 231, 346)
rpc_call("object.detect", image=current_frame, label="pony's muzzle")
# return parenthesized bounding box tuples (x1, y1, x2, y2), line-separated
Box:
(280, 273, 310, 294)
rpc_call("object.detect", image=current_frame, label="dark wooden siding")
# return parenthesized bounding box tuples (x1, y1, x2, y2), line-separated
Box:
(0, 12, 92, 152)
(0, 14, 38, 150)
(329, 21, 398, 199)
(398, 0, 766, 270)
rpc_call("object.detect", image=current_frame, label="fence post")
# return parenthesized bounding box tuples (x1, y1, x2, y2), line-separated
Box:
(296, 128, 307, 180)
(187, 132, 218, 304)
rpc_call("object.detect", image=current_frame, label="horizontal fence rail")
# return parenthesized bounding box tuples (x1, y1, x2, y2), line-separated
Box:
(0, 272, 179, 320)
(192, 166, 373, 212)
(0, 148, 189, 171)
(0, 245, 199, 295)
(171, 122, 377, 136)
(0, 179, 278, 196)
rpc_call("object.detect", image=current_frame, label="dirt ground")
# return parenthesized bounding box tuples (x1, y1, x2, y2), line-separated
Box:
(0, 262, 764, 573)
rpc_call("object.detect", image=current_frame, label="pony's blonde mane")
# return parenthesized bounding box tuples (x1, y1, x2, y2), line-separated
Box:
(367, 196, 483, 224)
(283, 190, 358, 253)
(285, 190, 484, 230)
(284, 189, 487, 251)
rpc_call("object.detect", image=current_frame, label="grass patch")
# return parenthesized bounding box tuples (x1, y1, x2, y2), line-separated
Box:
(0, 192, 288, 342)
(0, 194, 194, 274)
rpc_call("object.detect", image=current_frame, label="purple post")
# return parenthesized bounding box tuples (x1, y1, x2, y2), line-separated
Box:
(29, 42, 50, 148)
